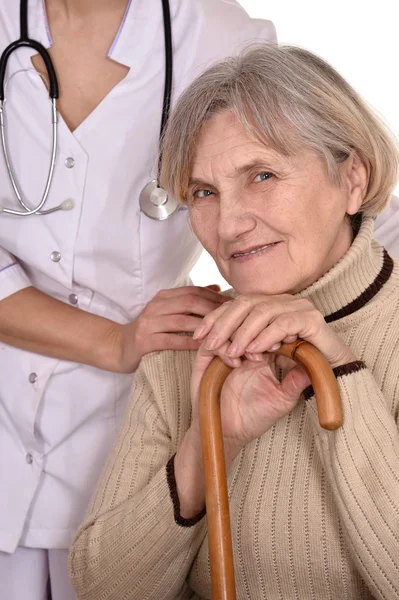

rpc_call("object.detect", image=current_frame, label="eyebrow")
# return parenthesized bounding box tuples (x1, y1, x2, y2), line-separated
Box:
(188, 158, 280, 188)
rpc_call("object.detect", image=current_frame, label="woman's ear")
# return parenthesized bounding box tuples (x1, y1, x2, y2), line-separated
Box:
(341, 151, 370, 215)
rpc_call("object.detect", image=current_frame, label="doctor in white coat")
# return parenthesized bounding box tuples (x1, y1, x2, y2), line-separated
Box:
(0, 1, 397, 599)
(0, 1, 279, 599)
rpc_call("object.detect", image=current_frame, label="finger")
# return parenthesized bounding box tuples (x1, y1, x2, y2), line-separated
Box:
(192, 301, 233, 340)
(197, 339, 241, 368)
(203, 295, 303, 354)
(244, 313, 305, 354)
(146, 314, 203, 335)
(155, 285, 228, 305)
(199, 296, 258, 349)
(146, 332, 201, 354)
(275, 354, 297, 372)
(149, 293, 228, 319)
(206, 284, 221, 292)
(279, 365, 311, 400)
(244, 352, 265, 362)
(225, 299, 302, 357)
(213, 341, 242, 369)
(244, 310, 332, 358)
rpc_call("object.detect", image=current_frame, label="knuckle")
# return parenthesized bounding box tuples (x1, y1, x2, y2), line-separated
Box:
(236, 295, 252, 308)
(183, 294, 197, 312)
(276, 314, 295, 331)
(297, 298, 313, 311)
(172, 314, 188, 330)
(137, 314, 150, 332)
(252, 301, 269, 316)
(161, 333, 174, 348)
(155, 288, 168, 299)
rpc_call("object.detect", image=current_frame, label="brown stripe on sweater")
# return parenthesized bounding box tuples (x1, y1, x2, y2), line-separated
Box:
(166, 454, 206, 527)
(303, 360, 366, 400)
(325, 250, 393, 323)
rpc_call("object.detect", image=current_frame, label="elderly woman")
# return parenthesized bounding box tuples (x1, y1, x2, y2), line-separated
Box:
(69, 45, 399, 600)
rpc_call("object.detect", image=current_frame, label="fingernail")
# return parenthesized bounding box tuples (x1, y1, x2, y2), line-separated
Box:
(270, 343, 281, 352)
(206, 284, 220, 291)
(227, 342, 239, 357)
(205, 336, 220, 350)
(193, 326, 206, 340)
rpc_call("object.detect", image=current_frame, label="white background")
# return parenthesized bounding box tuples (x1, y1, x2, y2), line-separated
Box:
(190, 0, 399, 289)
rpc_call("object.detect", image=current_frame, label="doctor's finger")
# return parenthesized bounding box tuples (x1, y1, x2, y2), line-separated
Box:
(148, 293, 228, 318)
(145, 332, 202, 353)
(147, 314, 204, 334)
(155, 285, 228, 305)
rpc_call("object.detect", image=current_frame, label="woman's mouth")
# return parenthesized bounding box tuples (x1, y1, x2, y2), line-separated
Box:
(231, 242, 280, 260)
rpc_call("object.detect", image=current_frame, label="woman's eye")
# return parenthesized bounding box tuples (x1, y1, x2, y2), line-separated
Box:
(254, 171, 273, 182)
(194, 189, 214, 199)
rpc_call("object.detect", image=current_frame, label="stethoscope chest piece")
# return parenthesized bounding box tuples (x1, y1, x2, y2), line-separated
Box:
(139, 179, 179, 220)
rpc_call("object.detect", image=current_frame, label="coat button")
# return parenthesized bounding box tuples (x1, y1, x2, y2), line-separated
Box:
(26, 453, 33, 464)
(29, 372, 38, 384)
(65, 157, 75, 168)
(50, 251, 61, 262)
(68, 293, 78, 305)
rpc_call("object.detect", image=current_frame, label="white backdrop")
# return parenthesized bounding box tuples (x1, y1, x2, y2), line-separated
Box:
(190, 0, 399, 289)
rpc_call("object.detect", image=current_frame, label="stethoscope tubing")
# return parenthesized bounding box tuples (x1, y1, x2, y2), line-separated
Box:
(0, 0, 174, 219)
(0, 0, 58, 101)
(160, 0, 173, 141)
(0, 0, 60, 216)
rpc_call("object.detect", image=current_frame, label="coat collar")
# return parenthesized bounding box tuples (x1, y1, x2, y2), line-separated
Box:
(31, 0, 151, 68)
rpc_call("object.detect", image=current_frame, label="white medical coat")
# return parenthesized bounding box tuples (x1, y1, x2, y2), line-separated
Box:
(0, 0, 398, 555)
(0, 0, 277, 553)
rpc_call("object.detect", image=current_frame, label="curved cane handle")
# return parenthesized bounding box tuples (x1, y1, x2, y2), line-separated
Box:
(199, 339, 343, 600)
(275, 340, 343, 430)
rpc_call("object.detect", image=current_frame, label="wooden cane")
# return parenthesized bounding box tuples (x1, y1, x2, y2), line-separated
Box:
(199, 340, 343, 600)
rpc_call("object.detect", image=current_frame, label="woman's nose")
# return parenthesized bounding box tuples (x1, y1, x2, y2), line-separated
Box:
(217, 196, 256, 241)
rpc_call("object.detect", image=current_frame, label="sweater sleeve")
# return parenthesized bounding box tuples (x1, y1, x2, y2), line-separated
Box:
(69, 351, 205, 600)
(306, 362, 399, 600)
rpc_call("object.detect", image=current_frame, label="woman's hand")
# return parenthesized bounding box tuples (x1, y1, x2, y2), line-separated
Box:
(190, 342, 311, 453)
(193, 294, 356, 369)
(189, 294, 356, 452)
(116, 285, 229, 373)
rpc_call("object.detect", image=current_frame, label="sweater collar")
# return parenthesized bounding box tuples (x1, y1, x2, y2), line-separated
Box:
(295, 216, 393, 323)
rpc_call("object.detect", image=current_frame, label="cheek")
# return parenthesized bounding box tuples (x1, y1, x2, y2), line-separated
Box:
(189, 205, 219, 253)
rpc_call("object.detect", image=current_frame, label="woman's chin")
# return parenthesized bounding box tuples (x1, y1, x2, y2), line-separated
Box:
(227, 264, 300, 296)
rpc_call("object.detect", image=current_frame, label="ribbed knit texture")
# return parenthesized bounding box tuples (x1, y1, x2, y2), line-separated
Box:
(69, 217, 399, 600)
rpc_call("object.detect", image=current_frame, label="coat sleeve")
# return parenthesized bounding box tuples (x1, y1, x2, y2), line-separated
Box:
(68, 350, 205, 600)
(374, 194, 399, 257)
(0, 247, 31, 301)
(306, 361, 399, 600)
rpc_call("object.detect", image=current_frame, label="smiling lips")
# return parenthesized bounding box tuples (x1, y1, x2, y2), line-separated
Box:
(231, 242, 279, 259)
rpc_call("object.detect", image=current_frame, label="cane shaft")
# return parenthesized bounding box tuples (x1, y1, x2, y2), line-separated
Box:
(199, 339, 343, 599)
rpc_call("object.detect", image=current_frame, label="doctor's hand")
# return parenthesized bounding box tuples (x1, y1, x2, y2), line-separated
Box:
(116, 285, 229, 373)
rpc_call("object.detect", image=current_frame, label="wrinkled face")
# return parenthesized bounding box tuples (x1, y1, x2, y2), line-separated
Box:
(187, 110, 362, 295)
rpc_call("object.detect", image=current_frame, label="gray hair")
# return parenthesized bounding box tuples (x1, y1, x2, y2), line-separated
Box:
(160, 44, 398, 215)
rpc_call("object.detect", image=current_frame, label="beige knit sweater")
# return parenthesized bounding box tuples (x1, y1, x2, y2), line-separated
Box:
(69, 217, 399, 600)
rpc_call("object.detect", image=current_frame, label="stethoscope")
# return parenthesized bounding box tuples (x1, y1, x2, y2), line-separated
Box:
(0, 0, 179, 220)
